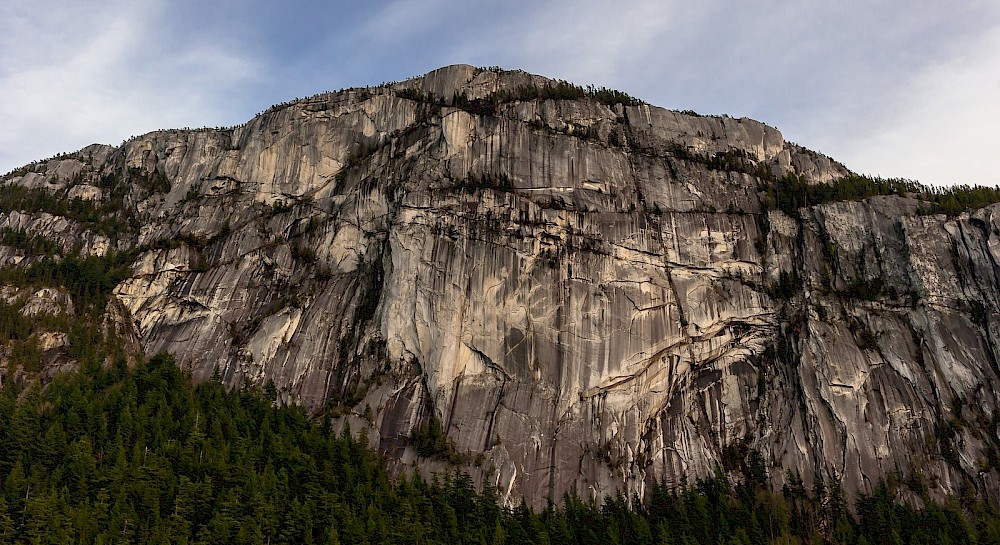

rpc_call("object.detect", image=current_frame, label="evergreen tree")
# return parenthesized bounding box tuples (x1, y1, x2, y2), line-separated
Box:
(0, 497, 13, 545)
(0, 353, 996, 544)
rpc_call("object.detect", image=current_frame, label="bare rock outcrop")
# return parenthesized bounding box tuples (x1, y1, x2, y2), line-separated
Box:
(1, 65, 997, 508)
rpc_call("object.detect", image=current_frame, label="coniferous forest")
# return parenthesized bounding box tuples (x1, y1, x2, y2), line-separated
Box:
(0, 354, 996, 544)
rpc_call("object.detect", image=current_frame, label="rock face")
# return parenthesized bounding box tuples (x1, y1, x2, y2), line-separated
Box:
(2, 65, 998, 507)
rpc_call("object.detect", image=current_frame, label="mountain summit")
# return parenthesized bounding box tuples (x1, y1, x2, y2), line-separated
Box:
(1, 65, 998, 506)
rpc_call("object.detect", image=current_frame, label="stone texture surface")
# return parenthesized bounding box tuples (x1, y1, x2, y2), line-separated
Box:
(2, 65, 998, 507)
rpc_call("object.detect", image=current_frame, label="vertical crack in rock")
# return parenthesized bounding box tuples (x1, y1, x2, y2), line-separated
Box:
(3, 65, 998, 507)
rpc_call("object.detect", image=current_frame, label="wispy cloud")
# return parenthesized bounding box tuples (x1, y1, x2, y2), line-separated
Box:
(829, 26, 1000, 186)
(1, 0, 997, 186)
(0, 0, 259, 172)
(487, 0, 675, 84)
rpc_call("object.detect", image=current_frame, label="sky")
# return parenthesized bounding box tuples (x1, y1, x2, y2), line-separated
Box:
(1, 0, 998, 187)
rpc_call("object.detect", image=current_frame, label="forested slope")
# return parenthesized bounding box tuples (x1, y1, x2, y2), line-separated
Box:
(1, 356, 998, 544)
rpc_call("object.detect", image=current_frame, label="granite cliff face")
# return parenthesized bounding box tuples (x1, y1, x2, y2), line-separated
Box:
(2, 65, 998, 507)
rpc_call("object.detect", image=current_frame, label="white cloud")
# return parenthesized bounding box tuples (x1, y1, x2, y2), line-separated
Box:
(498, 0, 674, 84)
(0, 0, 259, 173)
(359, 0, 453, 45)
(813, 25, 1000, 186)
(2, 0, 998, 188)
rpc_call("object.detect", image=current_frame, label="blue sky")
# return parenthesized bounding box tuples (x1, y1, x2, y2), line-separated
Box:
(2, 0, 998, 186)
